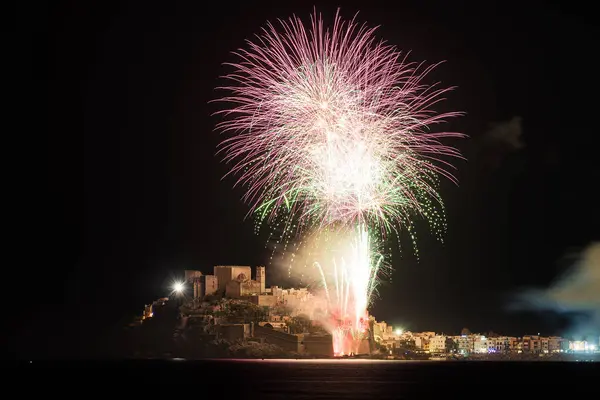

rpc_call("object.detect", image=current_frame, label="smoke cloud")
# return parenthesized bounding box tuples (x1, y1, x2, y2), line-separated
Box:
(482, 116, 524, 151)
(475, 116, 525, 171)
(269, 229, 358, 288)
(511, 242, 600, 337)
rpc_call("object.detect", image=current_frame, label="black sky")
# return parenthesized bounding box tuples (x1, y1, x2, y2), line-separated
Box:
(21, 0, 600, 356)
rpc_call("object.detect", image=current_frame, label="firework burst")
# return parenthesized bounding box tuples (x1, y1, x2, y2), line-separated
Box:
(213, 9, 464, 356)
(215, 10, 463, 240)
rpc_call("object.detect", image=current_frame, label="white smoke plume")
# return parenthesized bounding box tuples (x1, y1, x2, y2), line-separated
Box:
(482, 116, 524, 150)
(512, 242, 600, 337)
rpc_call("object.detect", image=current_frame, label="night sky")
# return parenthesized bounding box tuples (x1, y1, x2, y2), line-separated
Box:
(23, 0, 599, 356)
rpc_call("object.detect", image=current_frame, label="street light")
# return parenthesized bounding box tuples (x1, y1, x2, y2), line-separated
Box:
(395, 329, 403, 335)
(171, 281, 185, 307)
(173, 282, 184, 294)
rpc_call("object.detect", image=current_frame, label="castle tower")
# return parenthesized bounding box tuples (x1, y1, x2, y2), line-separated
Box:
(256, 266, 266, 294)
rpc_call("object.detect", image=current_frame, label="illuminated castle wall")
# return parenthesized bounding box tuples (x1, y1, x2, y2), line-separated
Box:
(226, 266, 267, 298)
(186, 265, 267, 300)
(214, 265, 252, 293)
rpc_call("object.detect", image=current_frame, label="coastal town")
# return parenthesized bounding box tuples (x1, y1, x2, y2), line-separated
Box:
(126, 265, 600, 360)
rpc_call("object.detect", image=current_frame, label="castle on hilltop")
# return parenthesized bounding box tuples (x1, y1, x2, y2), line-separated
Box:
(184, 265, 318, 315)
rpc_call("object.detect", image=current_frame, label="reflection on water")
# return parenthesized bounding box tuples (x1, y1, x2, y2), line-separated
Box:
(226, 358, 413, 363)
(159, 359, 595, 399)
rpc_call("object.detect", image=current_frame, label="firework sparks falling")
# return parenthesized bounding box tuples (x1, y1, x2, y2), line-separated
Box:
(213, 9, 464, 356)
(312, 224, 384, 355)
(314, 225, 382, 328)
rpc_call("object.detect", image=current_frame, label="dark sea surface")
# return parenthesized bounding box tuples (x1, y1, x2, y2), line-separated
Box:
(24, 359, 598, 398)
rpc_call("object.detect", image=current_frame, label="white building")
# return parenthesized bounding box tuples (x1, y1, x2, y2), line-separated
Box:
(473, 335, 488, 353)
(569, 341, 597, 352)
(452, 335, 472, 354)
(414, 336, 430, 350)
(429, 335, 447, 353)
(548, 336, 564, 353)
(486, 337, 511, 353)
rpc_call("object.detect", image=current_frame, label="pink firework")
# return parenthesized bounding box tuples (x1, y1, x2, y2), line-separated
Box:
(213, 9, 464, 357)
(214, 9, 463, 234)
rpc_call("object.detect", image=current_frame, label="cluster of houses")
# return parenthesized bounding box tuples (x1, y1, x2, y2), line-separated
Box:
(372, 321, 599, 355)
